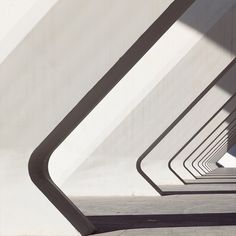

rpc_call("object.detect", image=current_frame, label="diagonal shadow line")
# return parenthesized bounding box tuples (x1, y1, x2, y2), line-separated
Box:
(88, 213, 236, 234)
(168, 94, 236, 184)
(136, 59, 236, 196)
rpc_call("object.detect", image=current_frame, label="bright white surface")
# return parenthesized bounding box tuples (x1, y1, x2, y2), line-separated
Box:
(0, 149, 77, 236)
(218, 145, 236, 167)
(0, 1, 173, 235)
(62, 0, 236, 196)
(49, 0, 179, 184)
(49, 20, 201, 185)
(50, 0, 236, 186)
(1, 1, 236, 236)
(0, 0, 57, 65)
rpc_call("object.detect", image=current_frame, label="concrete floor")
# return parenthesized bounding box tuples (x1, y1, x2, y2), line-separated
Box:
(94, 226, 236, 236)
(185, 178, 236, 183)
(207, 168, 236, 175)
(160, 183, 236, 192)
(71, 195, 236, 235)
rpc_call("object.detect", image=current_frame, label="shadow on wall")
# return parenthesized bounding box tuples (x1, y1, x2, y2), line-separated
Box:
(228, 145, 236, 157)
(177, 0, 236, 173)
(180, 0, 236, 154)
(137, 0, 236, 196)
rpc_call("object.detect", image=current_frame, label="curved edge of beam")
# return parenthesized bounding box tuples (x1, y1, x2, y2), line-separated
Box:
(168, 93, 236, 183)
(28, 0, 196, 234)
(171, 97, 236, 181)
(28, 147, 96, 236)
(137, 58, 236, 195)
(188, 116, 236, 176)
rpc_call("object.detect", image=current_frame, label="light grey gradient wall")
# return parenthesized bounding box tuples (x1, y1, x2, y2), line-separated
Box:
(62, 0, 236, 197)
(0, 0, 172, 235)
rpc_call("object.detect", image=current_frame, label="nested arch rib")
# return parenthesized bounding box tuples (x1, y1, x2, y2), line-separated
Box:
(28, 1, 195, 235)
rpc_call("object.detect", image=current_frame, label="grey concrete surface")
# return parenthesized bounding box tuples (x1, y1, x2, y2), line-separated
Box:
(185, 178, 236, 183)
(0, 1, 174, 235)
(196, 132, 236, 175)
(185, 117, 236, 177)
(72, 196, 236, 215)
(208, 168, 236, 175)
(2, 1, 236, 235)
(71, 196, 236, 235)
(172, 99, 236, 180)
(93, 226, 236, 236)
(63, 2, 236, 198)
(160, 184, 236, 192)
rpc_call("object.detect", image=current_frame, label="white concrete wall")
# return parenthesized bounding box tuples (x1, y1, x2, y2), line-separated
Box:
(0, 0, 58, 65)
(0, 0, 173, 235)
(185, 119, 236, 176)
(53, 0, 236, 187)
(172, 100, 236, 180)
(197, 128, 235, 173)
(2, 0, 236, 235)
(62, 0, 236, 197)
(219, 144, 236, 167)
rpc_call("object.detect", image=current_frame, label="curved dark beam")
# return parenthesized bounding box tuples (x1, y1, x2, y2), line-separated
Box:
(28, 1, 195, 235)
(169, 112, 236, 184)
(183, 112, 236, 179)
(203, 138, 236, 173)
(195, 126, 236, 175)
(204, 135, 236, 171)
(183, 106, 236, 178)
(196, 134, 232, 174)
(178, 122, 236, 184)
(138, 126, 236, 195)
(195, 125, 236, 175)
(188, 118, 236, 177)
(183, 133, 236, 183)
(168, 94, 236, 184)
(138, 129, 236, 194)
(208, 147, 236, 172)
(201, 135, 236, 173)
(201, 143, 236, 179)
(170, 98, 236, 180)
(137, 59, 236, 195)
